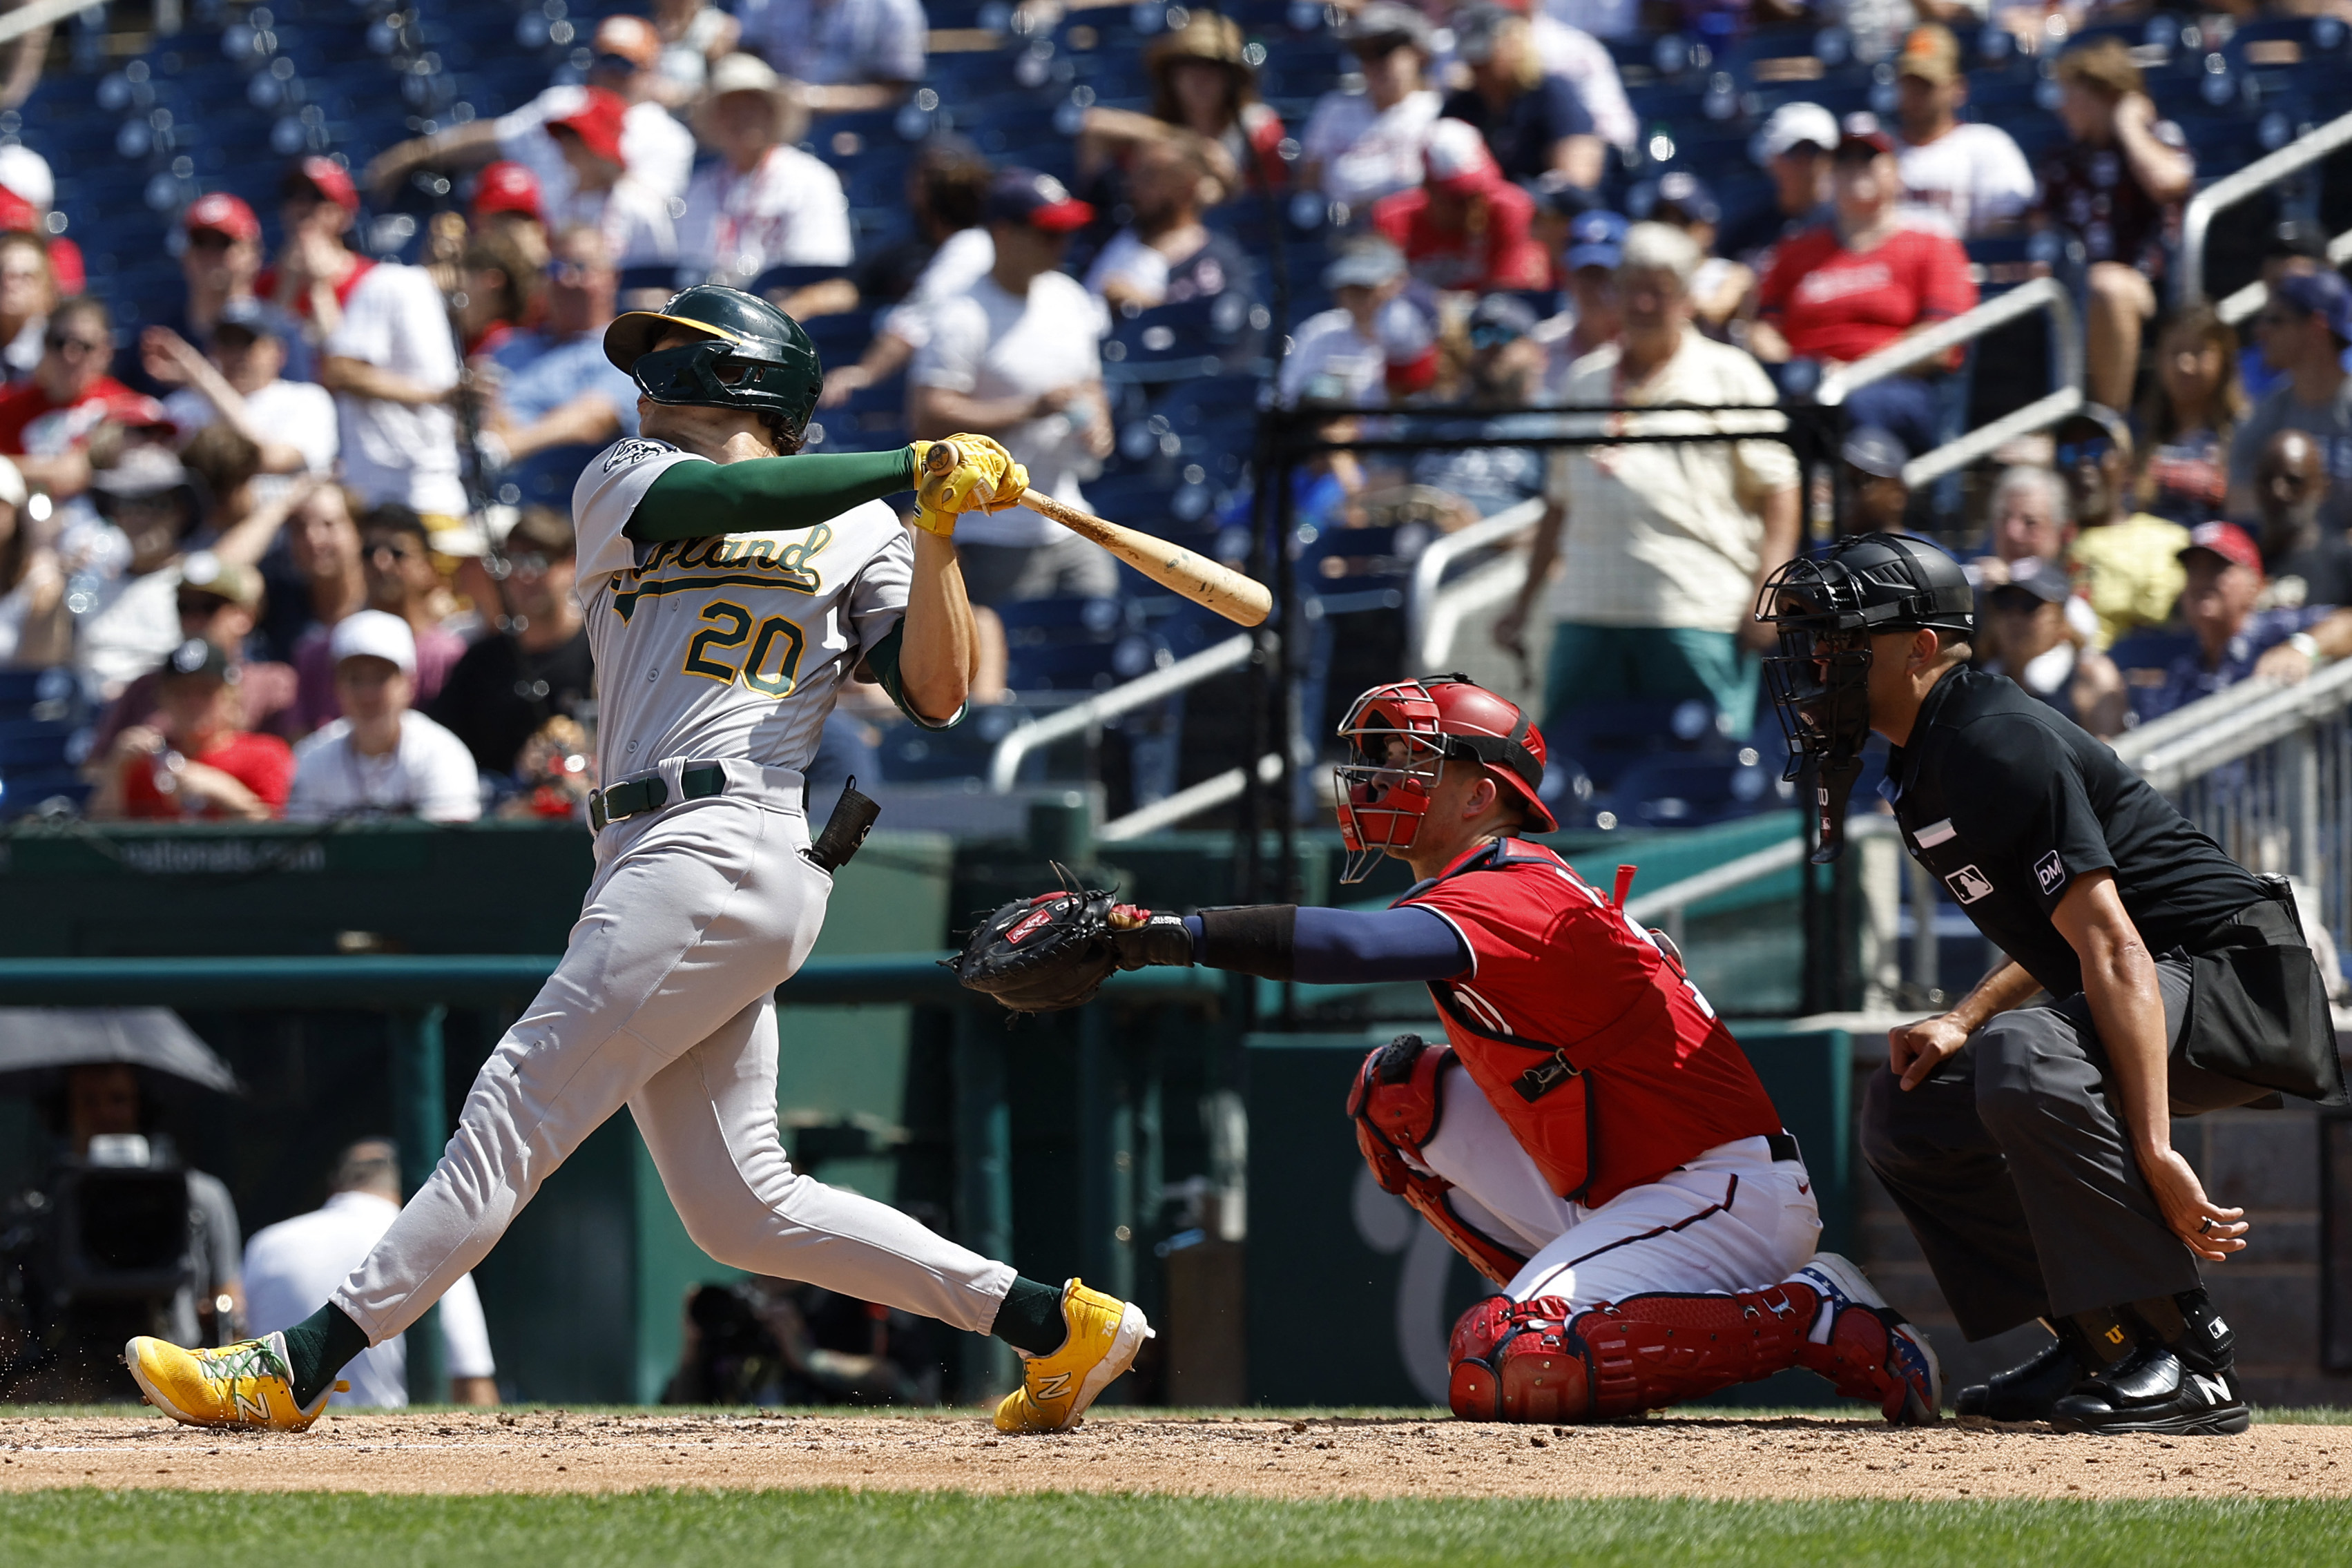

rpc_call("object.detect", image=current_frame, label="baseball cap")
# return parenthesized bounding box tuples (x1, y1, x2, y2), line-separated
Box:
(1423, 118, 1501, 195)
(983, 166, 1092, 232)
(0, 144, 52, 211)
(1322, 236, 1407, 291)
(1991, 554, 2074, 606)
(592, 14, 662, 67)
(209, 296, 283, 342)
(184, 192, 261, 243)
(1896, 24, 1962, 85)
(708, 50, 786, 99)
(2055, 402, 2135, 462)
(1340, 0, 1432, 53)
(1841, 425, 1908, 480)
(90, 444, 191, 503)
(1757, 101, 1839, 164)
(1565, 209, 1628, 273)
(2264, 217, 2329, 262)
(1452, 3, 1513, 64)
(548, 88, 628, 166)
(156, 636, 235, 684)
(286, 155, 360, 213)
(2179, 521, 2264, 575)
(179, 550, 264, 610)
(329, 608, 418, 675)
(507, 505, 577, 557)
(1652, 170, 1719, 226)
(2276, 268, 2352, 345)
(1468, 292, 1540, 348)
(472, 161, 542, 223)
(1837, 112, 1895, 158)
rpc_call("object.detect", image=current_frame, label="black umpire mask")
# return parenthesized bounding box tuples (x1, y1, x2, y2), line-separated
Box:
(1753, 534, 1975, 862)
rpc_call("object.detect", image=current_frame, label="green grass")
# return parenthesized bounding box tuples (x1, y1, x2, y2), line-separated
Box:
(6, 1490, 2351, 1567)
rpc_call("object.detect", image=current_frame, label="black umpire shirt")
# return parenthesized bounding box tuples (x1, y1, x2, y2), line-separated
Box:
(1882, 666, 2266, 998)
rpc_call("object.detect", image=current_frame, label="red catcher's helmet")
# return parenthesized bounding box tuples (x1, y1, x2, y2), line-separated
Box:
(1333, 675, 1554, 883)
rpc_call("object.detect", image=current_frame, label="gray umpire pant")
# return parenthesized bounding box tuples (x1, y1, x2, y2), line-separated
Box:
(1860, 954, 2272, 1340)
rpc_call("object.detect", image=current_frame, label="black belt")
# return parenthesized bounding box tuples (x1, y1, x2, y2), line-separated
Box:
(1767, 1131, 1801, 1165)
(589, 764, 726, 831)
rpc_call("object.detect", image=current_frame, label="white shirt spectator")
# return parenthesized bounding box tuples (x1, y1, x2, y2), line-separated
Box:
(324, 263, 467, 518)
(1300, 88, 1442, 208)
(287, 708, 483, 821)
(547, 174, 680, 271)
(243, 1191, 497, 1408)
(75, 559, 181, 702)
(1543, 331, 1800, 632)
(1897, 122, 2035, 237)
(880, 226, 994, 351)
(496, 88, 696, 213)
(912, 271, 1106, 548)
(1529, 16, 1637, 151)
(679, 145, 855, 283)
(1277, 299, 1433, 408)
(736, 0, 927, 85)
(164, 379, 339, 476)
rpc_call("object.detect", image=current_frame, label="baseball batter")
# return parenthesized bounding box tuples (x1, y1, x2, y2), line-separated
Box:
(128, 286, 1150, 1434)
(960, 676, 1940, 1422)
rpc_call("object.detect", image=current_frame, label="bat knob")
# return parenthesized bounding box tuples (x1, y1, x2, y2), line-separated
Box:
(923, 440, 961, 476)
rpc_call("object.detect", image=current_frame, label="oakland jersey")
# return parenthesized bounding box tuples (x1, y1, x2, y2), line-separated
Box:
(573, 436, 924, 782)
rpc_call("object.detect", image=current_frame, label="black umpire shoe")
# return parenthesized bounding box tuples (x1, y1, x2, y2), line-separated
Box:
(1954, 1335, 2091, 1422)
(2048, 1343, 2250, 1435)
(2050, 1287, 2250, 1436)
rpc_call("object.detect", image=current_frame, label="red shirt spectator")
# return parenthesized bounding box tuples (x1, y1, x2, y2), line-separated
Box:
(1372, 119, 1551, 293)
(91, 639, 296, 821)
(1757, 219, 1975, 366)
(0, 298, 164, 493)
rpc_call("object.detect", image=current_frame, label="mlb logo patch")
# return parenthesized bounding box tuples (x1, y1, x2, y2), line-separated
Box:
(1945, 864, 1994, 904)
(2034, 851, 2066, 894)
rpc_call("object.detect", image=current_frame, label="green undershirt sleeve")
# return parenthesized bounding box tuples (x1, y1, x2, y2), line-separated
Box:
(860, 621, 964, 731)
(625, 447, 917, 541)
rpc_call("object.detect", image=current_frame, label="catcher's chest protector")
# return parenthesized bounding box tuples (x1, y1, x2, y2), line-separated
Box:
(1403, 840, 1756, 1208)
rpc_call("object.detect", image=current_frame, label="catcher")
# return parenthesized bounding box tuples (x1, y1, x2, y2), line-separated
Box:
(959, 675, 1943, 1423)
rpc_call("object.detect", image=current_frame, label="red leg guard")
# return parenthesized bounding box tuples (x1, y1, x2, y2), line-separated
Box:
(1446, 1286, 1825, 1422)
(1793, 1295, 1916, 1418)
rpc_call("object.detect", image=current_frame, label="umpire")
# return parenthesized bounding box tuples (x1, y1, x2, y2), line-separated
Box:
(1757, 534, 2346, 1436)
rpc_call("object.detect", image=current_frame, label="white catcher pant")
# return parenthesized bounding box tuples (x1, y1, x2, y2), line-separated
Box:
(1418, 1063, 1823, 1309)
(334, 758, 1016, 1347)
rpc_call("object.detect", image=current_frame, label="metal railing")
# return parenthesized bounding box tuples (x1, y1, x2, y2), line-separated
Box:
(1099, 751, 1286, 842)
(1816, 277, 2084, 490)
(985, 632, 1255, 794)
(2113, 659, 2352, 949)
(2180, 107, 2352, 308)
(2218, 227, 2352, 326)
(1402, 499, 1543, 672)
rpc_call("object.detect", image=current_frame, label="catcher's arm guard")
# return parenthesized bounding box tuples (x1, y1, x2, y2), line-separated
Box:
(1346, 1034, 1531, 1288)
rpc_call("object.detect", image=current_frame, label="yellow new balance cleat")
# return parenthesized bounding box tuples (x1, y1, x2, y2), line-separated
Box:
(992, 1278, 1153, 1433)
(125, 1332, 345, 1431)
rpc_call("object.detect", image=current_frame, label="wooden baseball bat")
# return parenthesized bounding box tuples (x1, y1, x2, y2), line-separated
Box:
(923, 443, 1272, 628)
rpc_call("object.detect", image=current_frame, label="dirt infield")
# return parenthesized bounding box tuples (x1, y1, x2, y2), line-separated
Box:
(2, 1409, 2346, 1500)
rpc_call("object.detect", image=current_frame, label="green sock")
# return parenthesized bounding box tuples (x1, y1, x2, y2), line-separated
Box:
(990, 1275, 1070, 1357)
(280, 1303, 369, 1409)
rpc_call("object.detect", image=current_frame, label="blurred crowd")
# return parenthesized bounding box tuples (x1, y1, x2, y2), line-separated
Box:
(0, 0, 2344, 826)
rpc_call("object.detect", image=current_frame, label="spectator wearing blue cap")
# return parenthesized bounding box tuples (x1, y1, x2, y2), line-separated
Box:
(910, 169, 1117, 606)
(1440, 5, 1603, 190)
(1276, 240, 1437, 407)
(1532, 208, 1623, 400)
(1499, 222, 1799, 738)
(2229, 269, 2352, 537)
(1646, 171, 1748, 337)
(1976, 556, 2128, 739)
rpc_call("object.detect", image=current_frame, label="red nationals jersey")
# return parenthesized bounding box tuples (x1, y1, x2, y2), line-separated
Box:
(1398, 837, 1783, 1208)
(1755, 220, 1976, 367)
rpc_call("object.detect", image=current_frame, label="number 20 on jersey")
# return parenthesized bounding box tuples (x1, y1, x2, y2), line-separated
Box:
(682, 600, 804, 695)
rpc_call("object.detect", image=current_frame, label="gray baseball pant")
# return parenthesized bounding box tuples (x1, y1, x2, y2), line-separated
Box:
(332, 759, 1016, 1346)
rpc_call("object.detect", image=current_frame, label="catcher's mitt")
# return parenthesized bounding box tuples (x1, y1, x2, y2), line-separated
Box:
(954, 887, 1124, 1014)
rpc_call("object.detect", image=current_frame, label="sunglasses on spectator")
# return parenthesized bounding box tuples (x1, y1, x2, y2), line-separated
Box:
(590, 51, 639, 74)
(2056, 438, 2113, 467)
(1468, 324, 1525, 351)
(186, 230, 238, 252)
(45, 332, 106, 356)
(364, 539, 422, 562)
(2256, 306, 2308, 328)
(544, 260, 593, 287)
(506, 552, 556, 577)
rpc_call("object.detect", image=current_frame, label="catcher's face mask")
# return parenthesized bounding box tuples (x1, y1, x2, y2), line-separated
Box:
(1333, 687, 1451, 885)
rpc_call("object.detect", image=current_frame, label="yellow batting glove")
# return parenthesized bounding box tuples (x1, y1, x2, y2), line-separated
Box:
(909, 436, 1028, 535)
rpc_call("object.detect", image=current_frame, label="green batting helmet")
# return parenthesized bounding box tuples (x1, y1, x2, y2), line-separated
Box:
(602, 284, 823, 445)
